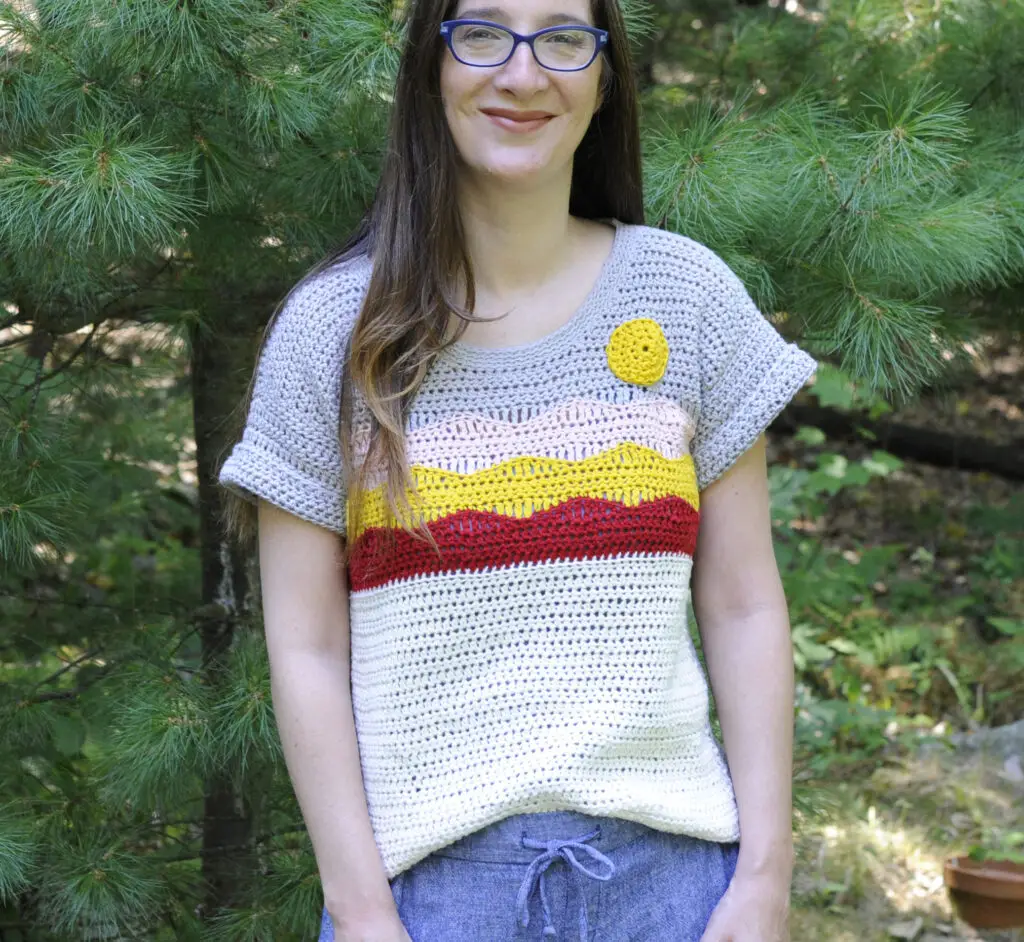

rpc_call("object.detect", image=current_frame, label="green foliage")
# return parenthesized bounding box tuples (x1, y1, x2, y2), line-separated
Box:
(209, 629, 282, 778)
(94, 662, 212, 811)
(643, 81, 1021, 397)
(651, 0, 1024, 346)
(35, 838, 170, 941)
(969, 830, 1024, 864)
(807, 363, 892, 416)
(0, 806, 38, 903)
(302, 0, 404, 99)
(775, 424, 1024, 782)
(1, 121, 202, 258)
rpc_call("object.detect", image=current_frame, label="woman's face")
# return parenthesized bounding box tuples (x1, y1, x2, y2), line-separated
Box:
(440, 0, 605, 188)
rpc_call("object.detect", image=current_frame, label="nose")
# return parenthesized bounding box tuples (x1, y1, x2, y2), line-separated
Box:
(493, 39, 550, 94)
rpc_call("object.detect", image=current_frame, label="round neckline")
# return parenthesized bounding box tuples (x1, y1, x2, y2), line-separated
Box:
(440, 218, 629, 370)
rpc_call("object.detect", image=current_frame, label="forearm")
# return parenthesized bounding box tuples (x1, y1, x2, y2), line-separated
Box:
(699, 605, 795, 877)
(272, 650, 395, 927)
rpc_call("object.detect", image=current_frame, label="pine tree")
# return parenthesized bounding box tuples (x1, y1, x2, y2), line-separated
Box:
(1, 1, 1021, 940)
(646, 0, 1024, 358)
(3, 2, 403, 937)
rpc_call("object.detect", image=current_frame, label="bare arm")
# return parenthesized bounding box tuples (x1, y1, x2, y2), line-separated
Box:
(691, 435, 795, 880)
(257, 499, 405, 937)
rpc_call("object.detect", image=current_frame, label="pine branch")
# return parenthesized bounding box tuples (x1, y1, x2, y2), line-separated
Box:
(0, 591, 193, 621)
(618, 0, 658, 44)
(17, 690, 79, 705)
(0, 332, 33, 352)
(29, 647, 104, 693)
(171, 826, 308, 863)
(1, 325, 102, 405)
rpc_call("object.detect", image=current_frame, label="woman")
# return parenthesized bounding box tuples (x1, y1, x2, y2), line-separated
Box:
(219, 0, 816, 939)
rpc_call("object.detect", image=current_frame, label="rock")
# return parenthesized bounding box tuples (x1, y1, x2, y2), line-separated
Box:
(1001, 753, 1024, 784)
(949, 812, 974, 831)
(951, 720, 1024, 758)
(888, 917, 925, 940)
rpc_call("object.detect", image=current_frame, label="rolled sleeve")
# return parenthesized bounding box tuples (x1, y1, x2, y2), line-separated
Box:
(690, 256, 817, 491)
(219, 259, 371, 534)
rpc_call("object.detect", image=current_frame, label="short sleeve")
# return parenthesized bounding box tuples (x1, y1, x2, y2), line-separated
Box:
(218, 258, 371, 535)
(690, 254, 817, 491)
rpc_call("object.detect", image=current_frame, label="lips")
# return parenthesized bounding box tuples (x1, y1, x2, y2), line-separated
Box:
(481, 109, 556, 133)
(481, 109, 555, 121)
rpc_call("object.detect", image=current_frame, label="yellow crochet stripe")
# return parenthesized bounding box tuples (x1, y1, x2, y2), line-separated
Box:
(352, 442, 699, 538)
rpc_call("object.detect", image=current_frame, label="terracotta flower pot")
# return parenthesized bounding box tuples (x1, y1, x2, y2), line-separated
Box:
(944, 856, 1024, 929)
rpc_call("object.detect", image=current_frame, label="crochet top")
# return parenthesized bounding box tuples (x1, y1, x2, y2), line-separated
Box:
(218, 219, 818, 880)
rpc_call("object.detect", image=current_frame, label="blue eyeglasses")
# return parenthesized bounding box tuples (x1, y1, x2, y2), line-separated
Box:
(440, 20, 609, 72)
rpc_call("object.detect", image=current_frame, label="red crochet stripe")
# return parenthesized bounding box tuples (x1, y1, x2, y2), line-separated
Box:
(348, 495, 699, 591)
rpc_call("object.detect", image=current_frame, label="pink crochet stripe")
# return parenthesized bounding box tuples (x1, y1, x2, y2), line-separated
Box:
(354, 397, 695, 485)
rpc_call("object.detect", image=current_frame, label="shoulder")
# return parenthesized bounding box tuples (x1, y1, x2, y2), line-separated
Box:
(616, 222, 738, 296)
(263, 252, 373, 389)
(610, 222, 757, 333)
(275, 251, 373, 345)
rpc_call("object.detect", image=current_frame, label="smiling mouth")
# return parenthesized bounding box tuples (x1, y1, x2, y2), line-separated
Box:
(481, 111, 556, 133)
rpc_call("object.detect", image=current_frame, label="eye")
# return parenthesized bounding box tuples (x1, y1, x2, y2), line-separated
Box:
(541, 29, 587, 47)
(462, 26, 503, 41)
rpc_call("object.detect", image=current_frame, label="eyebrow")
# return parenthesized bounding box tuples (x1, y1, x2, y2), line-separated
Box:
(456, 7, 592, 27)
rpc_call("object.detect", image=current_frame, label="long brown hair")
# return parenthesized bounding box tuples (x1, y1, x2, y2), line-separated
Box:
(220, 0, 645, 556)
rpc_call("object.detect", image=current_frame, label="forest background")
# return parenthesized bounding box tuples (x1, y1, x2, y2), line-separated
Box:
(1, 0, 1022, 939)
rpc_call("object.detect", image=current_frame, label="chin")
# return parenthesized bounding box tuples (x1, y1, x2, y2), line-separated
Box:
(472, 153, 559, 183)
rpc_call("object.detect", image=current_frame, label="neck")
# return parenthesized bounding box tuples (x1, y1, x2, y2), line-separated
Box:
(455, 165, 579, 304)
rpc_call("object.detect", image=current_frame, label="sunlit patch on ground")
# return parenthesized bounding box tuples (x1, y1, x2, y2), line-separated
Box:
(791, 734, 1024, 941)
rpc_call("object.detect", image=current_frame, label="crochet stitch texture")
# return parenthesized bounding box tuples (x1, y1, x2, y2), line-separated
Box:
(219, 219, 818, 880)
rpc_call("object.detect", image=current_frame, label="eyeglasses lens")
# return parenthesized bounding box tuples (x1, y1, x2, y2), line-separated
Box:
(452, 25, 597, 70)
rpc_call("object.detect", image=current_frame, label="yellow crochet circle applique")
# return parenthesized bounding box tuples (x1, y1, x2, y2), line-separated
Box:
(606, 318, 669, 386)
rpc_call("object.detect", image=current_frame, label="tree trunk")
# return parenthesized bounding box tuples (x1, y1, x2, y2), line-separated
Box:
(771, 403, 1024, 482)
(190, 305, 262, 917)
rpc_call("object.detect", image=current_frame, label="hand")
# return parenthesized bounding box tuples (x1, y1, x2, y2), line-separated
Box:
(332, 908, 414, 942)
(700, 871, 791, 942)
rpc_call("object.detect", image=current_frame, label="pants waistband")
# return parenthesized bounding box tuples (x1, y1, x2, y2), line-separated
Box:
(429, 809, 702, 865)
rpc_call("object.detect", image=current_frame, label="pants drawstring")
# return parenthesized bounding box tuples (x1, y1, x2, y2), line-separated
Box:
(515, 826, 616, 941)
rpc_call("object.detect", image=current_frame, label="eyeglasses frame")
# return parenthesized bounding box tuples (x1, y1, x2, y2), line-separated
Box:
(439, 19, 610, 72)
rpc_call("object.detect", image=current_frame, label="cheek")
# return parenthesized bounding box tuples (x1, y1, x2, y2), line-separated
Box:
(568, 77, 602, 129)
(440, 61, 480, 132)
(567, 66, 602, 108)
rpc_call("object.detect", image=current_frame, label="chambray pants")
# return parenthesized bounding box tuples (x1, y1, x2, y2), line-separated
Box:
(318, 810, 739, 942)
